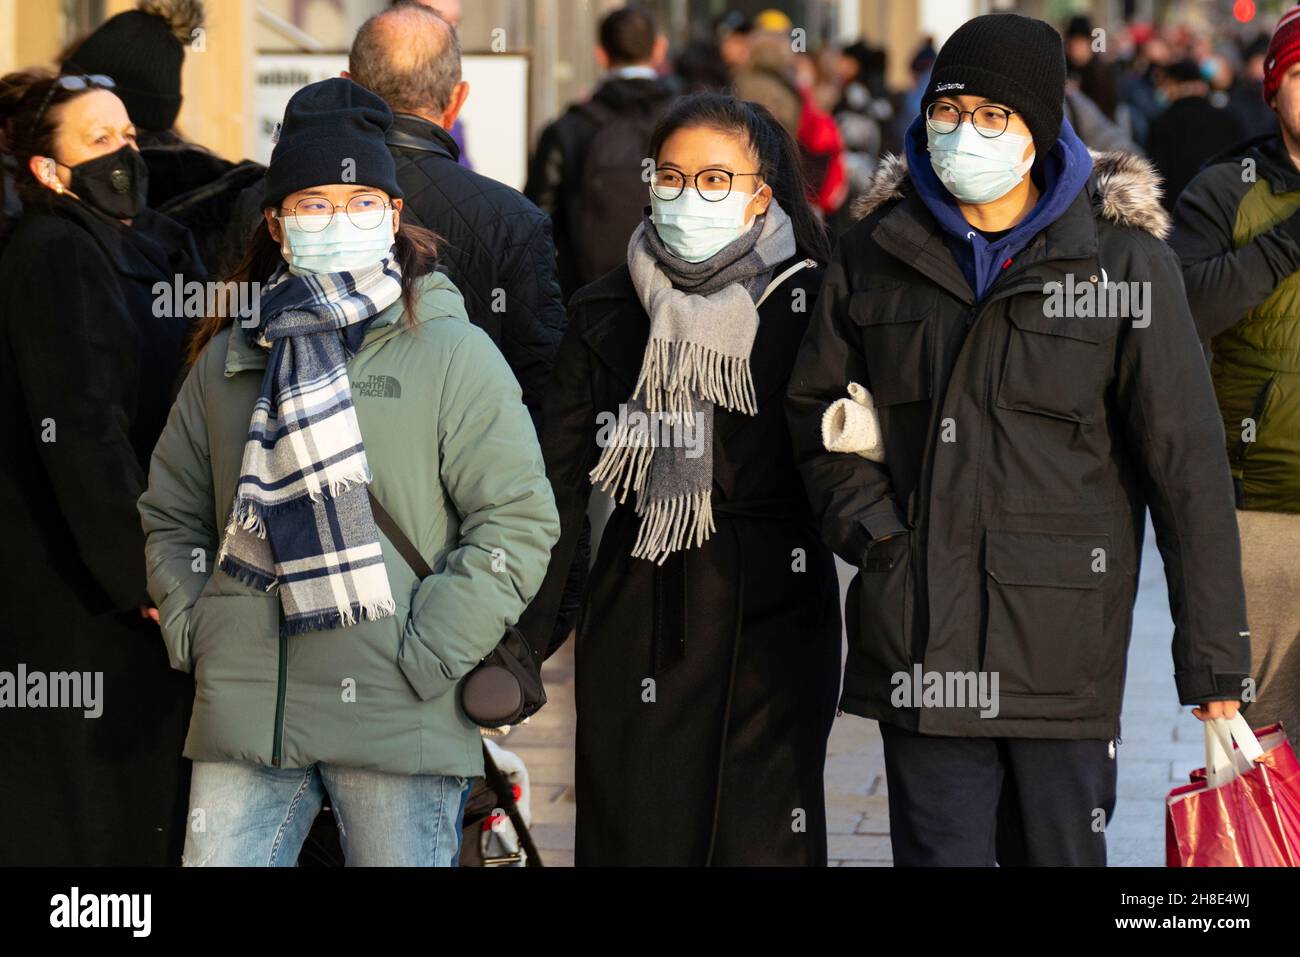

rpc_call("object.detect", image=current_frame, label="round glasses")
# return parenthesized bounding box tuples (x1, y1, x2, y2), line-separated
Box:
(925, 102, 1018, 138)
(277, 193, 390, 232)
(651, 167, 763, 202)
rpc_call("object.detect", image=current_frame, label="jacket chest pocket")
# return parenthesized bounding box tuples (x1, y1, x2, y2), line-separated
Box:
(849, 286, 934, 406)
(995, 303, 1115, 425)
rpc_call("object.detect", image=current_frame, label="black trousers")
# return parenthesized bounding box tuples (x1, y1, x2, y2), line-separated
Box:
(880, 722, 1117, 866)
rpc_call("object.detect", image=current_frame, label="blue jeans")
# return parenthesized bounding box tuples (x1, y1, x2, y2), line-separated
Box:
(183, 760, 468, 867)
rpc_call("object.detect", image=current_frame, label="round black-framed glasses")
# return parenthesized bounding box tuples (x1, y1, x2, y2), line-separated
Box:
(651, 167, 763, 202)
(925, 102, 1019, 139)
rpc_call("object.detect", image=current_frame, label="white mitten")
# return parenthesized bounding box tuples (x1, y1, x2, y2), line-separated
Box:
(821, 382, 885, 462)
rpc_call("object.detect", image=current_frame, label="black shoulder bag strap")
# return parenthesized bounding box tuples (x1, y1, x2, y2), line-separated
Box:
(367, 489, 433, 580)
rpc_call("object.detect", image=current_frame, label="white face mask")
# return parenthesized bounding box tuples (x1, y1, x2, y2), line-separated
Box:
(279, 208, 396, 276)
(649, 187, 760, 262)
(926, 122, 1035, 205)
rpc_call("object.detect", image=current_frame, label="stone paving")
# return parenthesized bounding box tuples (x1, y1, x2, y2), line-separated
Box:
(503, 518, 1188, 867)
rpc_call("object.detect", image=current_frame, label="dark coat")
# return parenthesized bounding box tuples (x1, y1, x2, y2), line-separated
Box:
(141, 140, 238, 211)
(386, 113, 565, 428)
(1146, 95, 1247, 210)
(786, 151, 1251, 741)
(156, 159, 266, 282)
(1170, 133, 1300, 512)
(524, 76, 680, 300)
(0, 194, 199, 864)
(517, 259, 843, 866)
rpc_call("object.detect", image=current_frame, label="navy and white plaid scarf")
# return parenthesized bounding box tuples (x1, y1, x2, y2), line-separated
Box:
(217, 259, 403, 636)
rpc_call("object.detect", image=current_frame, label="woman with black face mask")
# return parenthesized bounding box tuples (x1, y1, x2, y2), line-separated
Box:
(0, 69, 202, 864)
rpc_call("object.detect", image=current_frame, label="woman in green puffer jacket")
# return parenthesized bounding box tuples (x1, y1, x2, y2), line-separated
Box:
(138, 79, 558, 867)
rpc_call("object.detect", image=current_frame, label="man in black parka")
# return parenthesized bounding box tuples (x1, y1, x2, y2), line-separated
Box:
(347, 3, 564, 430)
(787, 14, 1251, 866)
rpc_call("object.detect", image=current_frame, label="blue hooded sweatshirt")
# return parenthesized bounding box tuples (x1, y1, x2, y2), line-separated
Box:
(903, 114, 1094, 302)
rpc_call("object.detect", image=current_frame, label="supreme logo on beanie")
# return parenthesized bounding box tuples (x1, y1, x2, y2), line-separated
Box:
(1264, 5, 1300, 104)
(921, 13, 1067, 158)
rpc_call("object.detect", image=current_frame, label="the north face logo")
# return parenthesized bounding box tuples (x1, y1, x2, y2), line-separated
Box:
(353, 374, 402, 399)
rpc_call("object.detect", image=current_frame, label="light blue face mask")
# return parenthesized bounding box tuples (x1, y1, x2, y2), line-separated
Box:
(280, 208, 396, 276)
(649, 187, 758, 263)
(926, 121, 1035, 205)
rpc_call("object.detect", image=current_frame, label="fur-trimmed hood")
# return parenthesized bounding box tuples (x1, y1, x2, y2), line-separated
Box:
(852, 150, 1170, 240)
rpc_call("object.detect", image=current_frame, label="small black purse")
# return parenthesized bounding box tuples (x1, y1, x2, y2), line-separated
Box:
(367, 490, 547, 727)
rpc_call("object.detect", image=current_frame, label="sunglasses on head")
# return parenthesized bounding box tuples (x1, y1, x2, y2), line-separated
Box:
(30, 74, 116, 136)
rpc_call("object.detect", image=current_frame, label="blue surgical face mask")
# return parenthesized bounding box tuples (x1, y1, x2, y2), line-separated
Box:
(926, 121, 1035, 205)
(279, 208, 396, 276)
(649, 187, 760, 262)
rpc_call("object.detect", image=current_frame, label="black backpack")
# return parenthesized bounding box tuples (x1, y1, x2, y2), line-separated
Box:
(570, 98, 667, 285)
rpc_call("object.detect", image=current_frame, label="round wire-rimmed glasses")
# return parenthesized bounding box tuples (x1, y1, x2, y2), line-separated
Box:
(925, 102, 1018, 138)
(651, 167, 763, 202)
(276, 192, 391, 232)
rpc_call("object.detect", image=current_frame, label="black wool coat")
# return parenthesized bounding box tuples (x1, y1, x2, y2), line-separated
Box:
(787, 152, 1251, 741)
(517, 259, 843, 866)
(0, 193, 201, 864)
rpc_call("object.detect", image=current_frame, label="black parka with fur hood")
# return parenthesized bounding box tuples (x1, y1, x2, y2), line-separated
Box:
(787, 151, 1251, 739)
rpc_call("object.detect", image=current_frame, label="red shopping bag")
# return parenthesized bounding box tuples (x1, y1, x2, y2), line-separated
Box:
(1166, 718, 1300, 866)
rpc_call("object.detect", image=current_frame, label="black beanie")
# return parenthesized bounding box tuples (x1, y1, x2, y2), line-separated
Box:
(922, 13, 1066, 157)
(262, 78, 403, 210)
(65, 9, 187, 132)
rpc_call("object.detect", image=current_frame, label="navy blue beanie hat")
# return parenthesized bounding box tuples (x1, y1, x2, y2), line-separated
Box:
(262, 77, 403, 210)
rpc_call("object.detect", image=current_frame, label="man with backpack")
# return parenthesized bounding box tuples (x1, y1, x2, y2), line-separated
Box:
(525, 5, 679, 300)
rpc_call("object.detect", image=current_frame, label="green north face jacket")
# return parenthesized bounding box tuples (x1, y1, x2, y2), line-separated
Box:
(138, 271, 559, 777)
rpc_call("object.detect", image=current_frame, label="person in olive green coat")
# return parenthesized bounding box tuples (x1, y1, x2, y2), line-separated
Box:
(1171, 12, 1300, 749)
(138, 78, 558, 866)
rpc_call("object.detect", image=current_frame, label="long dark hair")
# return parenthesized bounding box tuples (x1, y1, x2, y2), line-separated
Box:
(0, 69, 102, 225)
(647, 92, 830, 264)
(184, 215, 441, 367)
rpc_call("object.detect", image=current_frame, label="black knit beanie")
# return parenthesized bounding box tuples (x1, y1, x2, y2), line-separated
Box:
(922, 13, 1066, 157)
(262, 78, 403, 210)
(64, 9, 187, 132)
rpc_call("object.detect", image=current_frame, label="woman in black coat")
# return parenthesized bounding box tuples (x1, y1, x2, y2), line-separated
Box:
(0, 70, 201, 865)
(517, 94, 842, 865)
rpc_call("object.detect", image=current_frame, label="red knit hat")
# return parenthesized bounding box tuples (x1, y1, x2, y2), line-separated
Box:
(1264, 5, 1300, 104)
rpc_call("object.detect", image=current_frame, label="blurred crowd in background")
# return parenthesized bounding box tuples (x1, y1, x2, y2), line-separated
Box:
(652, 8, 1283, 233)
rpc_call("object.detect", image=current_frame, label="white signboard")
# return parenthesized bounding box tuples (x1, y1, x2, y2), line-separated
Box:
(254, 52, 530, 191)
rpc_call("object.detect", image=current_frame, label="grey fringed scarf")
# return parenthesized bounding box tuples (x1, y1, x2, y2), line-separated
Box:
(590, 199, 797, 563)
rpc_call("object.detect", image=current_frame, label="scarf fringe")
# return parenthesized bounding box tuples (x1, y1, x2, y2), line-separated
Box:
(309, 468, 372, 503)
(588, 419, 656, 503)
(217, 554, 279, 593)
(281, 598, 397, 637)
(633, 338, 757, 416)
(630, 489, 716, 565)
